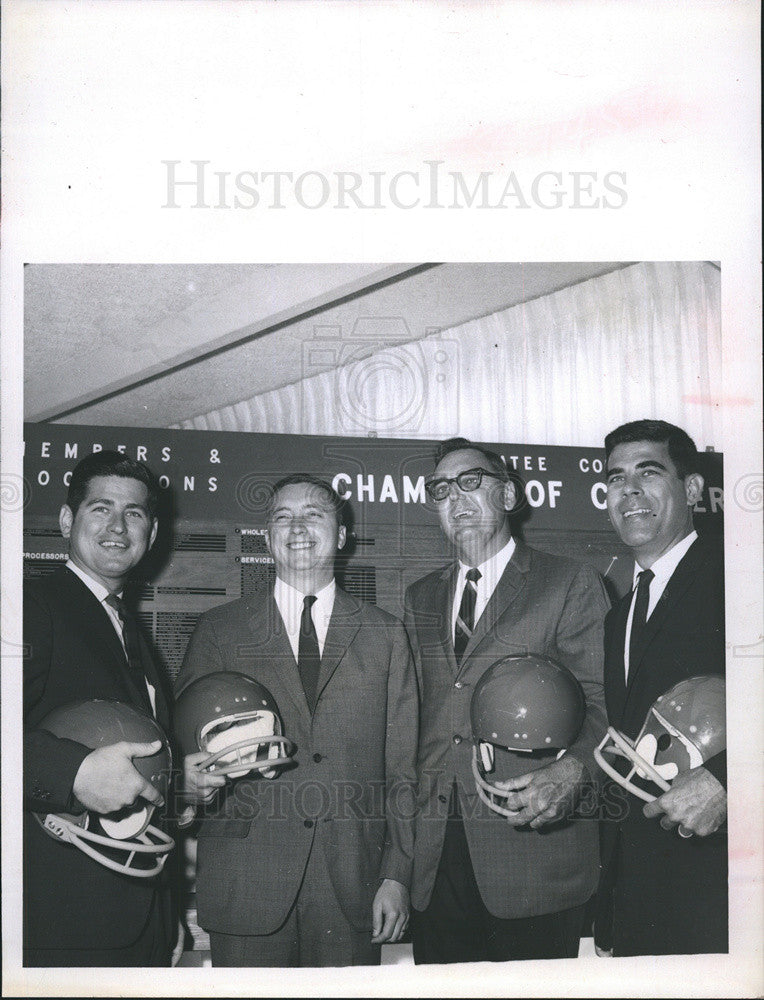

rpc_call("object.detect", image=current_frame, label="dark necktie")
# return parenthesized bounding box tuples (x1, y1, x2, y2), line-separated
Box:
(298, 595, 321, 713)
(105, 593, 150, 710)
(628, 568, 655, 675)
(454, 567, 481, 665)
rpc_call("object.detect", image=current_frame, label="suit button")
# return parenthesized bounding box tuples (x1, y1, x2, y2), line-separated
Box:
(452, 734, 463, 745)
(304, 820, 314, 828)
(454, 681, 463, 689)
(438, 794, 448, 804)
(312, 753, 322, 763)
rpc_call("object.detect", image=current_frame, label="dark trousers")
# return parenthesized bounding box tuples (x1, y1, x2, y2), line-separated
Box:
(24, 889, 172, 968)
(412, 814, 586, 964)
(209, 831, 380, 968)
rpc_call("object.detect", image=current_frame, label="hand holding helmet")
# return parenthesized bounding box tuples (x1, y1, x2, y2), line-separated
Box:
(594, 674, 726, 838)
(35, 700, 174, 878)
(470, 653, 587, 829)
(73, 739, 166, 814)
(174, 672, 295, 803)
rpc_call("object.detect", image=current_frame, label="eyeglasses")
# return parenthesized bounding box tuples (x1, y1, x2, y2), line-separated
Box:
(425, 468, 506, 502)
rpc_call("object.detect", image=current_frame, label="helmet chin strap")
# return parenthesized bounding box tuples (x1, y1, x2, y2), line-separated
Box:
(471, 745, 522, 818)
(37, 812, 174, 878)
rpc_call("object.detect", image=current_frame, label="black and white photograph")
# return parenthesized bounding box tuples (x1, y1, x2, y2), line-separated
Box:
(1, 4, 761, 999)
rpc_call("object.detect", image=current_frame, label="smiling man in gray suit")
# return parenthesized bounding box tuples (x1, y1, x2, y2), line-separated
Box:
(175, 474, 418, 968)
(404, 438, 609, 964)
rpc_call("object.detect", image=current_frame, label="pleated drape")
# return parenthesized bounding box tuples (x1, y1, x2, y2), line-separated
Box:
(172, 261, 721, 449)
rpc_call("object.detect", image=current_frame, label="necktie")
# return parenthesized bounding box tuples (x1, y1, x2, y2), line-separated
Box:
(105, 593, 147, 686)
(628, 568, 655, 676)
(454, 568, 481, 665)
(298, 595, 321, 713)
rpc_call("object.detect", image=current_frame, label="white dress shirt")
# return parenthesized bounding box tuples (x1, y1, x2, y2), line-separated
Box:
(274, 576, 336, 661)
(66, 559, 157, 715)
(451, 537, 516, 642)
(623, 530, 698, 681)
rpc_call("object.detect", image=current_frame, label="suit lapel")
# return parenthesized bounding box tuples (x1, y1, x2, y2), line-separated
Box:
(436, 564, 459, 676)
(624, 539, 706, 713)
(244, 594, 313, 724)
(607, 593, 633, 725)
(64, 569, 152, 713)
(315, 587, 363, 704)
(459, 540, 528, 673)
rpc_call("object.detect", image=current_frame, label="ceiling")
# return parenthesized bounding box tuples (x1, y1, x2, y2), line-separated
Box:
(24, 261, 627, 428)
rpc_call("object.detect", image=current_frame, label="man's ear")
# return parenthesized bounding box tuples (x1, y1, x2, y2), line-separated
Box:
(502, 480, 518, 513)
(337, 525, 347, 551)
(684, 473, 704, 507)
(148, 518, 159, 550)
(264, 528, 272, 555)
(59, 505, 73, 539)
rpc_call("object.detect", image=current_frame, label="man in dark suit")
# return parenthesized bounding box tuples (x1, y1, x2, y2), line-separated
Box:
(176, 474, 418, 967)
(23, 451, 176, 967)
(596, 419, 727, 956)
(404, 438, 609, 964)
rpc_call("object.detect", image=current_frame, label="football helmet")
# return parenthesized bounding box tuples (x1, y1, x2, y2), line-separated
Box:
(594, 674, 726, 803)
(174, 672, 294, 780)
(34, 699, 174, 878)
(471, 654, 586, 818)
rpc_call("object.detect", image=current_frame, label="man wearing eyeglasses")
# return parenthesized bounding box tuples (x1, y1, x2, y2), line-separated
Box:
(404, 437, 609, 964)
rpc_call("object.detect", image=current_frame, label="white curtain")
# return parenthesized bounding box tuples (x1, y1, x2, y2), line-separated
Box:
(172, 261, 721, 450)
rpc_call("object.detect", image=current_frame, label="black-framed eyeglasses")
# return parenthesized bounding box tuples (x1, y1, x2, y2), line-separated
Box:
(425, 468, 505, 502)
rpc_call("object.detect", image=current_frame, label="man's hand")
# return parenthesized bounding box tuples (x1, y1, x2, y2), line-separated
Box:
(371, 879, 409, 945)
(493, 754, 585, 830)
(180, 750, 227, 804)
(72, 740, 164, 814)
(643, 766, 726, 837)
(171, 917, 186, 967)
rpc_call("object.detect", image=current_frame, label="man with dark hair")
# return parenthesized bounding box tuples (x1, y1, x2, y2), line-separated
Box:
(404, 438, 609, 964)
(604, 418, 700, 479)
(24, 450, 176, 966)
(595, 419, 727, 956)
(176, 474, 418, 968)
(64, 449, 162, 520)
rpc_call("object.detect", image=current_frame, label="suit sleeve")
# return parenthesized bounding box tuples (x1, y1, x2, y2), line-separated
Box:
(402, 586, 423, 701)
(705, 751, 727, 791)
(379, 620, 419, 888)
(23, 585, 91, 814)
(174, 612, 225, 697)
(555, 563, 610, 777)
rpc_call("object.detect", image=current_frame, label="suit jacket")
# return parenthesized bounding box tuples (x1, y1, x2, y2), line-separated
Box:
(404, 539, 609, 919)
(23, 566, 174, 952)
(600, 534, 727, 956)
(174, 586, 419, 936)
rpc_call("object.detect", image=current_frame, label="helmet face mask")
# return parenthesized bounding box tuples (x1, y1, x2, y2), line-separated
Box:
(35, 700, 174, 878)
(594, 675, 726, 803)
(175, 672, 295, 780)
(470, 654, 586, 818)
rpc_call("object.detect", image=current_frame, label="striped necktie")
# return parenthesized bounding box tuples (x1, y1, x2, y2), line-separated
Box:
(454, 568, 481, 665)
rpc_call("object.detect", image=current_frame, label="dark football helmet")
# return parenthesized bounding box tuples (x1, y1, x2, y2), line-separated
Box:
(595, 674, 726, 802)
(471, 654, 586, 818)
(34, 699, 174, 877)
(174, 672, 294, 780)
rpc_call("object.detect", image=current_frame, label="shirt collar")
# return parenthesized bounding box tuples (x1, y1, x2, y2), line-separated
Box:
(274, 575, 336, 612)
(458, 536, 516, 587)
(66, 559, 119, 603)
(631, 530, 698, 589)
